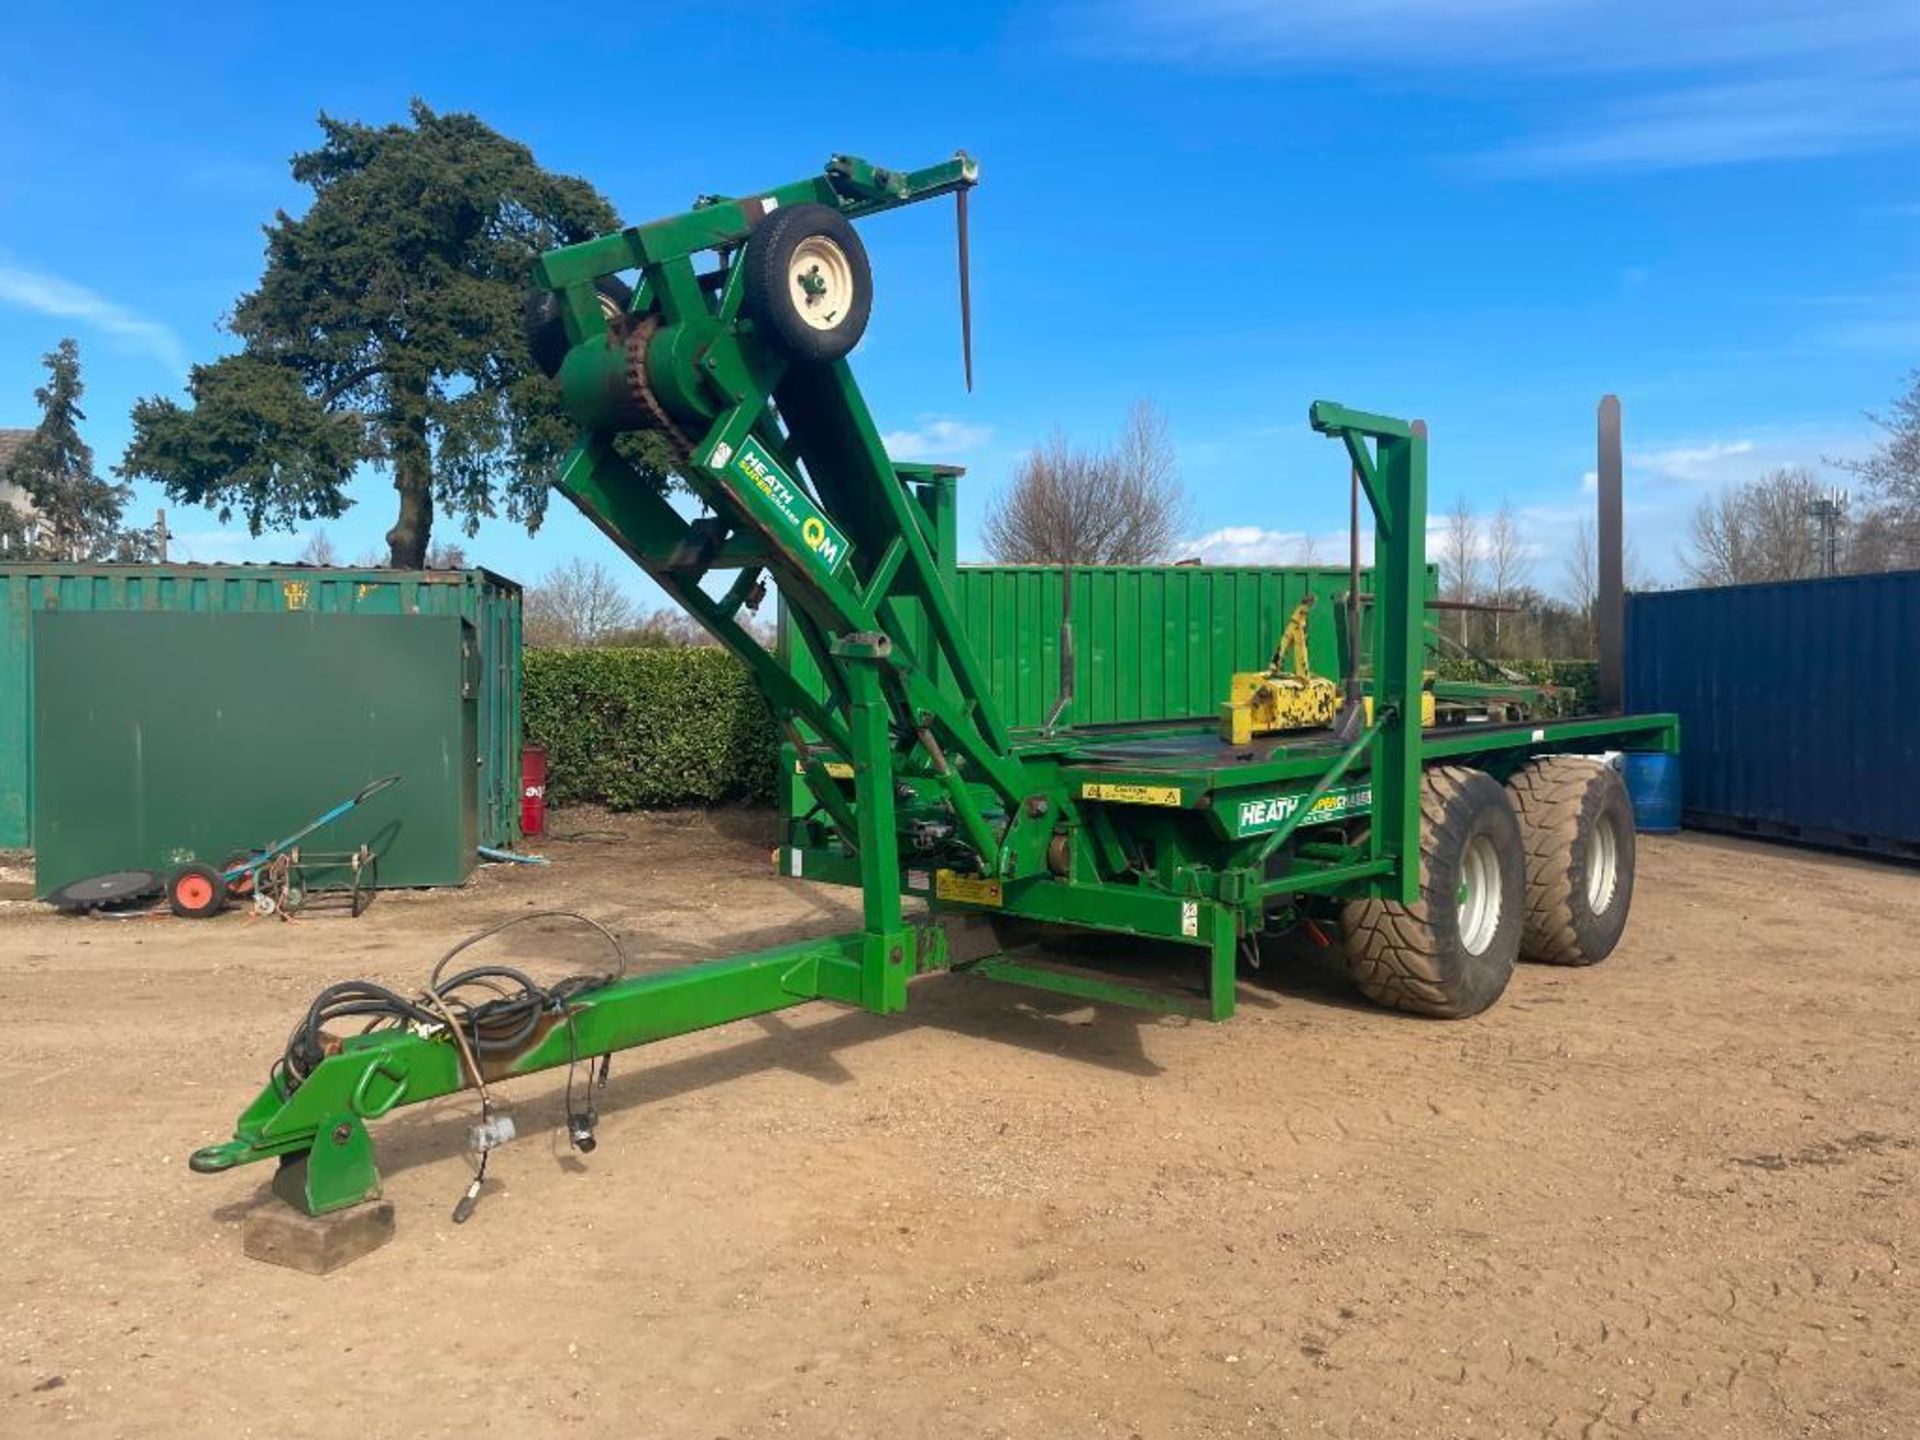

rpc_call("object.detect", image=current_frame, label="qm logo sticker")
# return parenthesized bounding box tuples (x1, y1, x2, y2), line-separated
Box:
(725, 436, 854, 577)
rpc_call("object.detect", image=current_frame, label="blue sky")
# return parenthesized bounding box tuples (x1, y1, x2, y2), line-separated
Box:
(1, 1, 1915, 601)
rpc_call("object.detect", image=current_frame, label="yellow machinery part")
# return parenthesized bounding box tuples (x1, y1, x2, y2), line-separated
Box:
(1218, 595, 1341, 742)
(1219, 673, 1341, 743)
(1362, 690, 1438, 727)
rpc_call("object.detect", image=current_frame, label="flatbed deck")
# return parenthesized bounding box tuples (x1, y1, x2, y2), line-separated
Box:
(1045, 713, 1678, 800)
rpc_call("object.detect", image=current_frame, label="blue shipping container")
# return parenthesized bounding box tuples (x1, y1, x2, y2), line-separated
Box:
(1625, 571, 1920, 860)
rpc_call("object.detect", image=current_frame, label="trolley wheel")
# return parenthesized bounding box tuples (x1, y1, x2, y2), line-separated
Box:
(221, 850, 260, 897)
(168, 862, 230, 919)
(741, 203, 873, 363)
(350, 848, 378, 918)
(1506, 757, 1636, 966)
(1340, 766, 1525, 1018)
(524, 274, 635, 379)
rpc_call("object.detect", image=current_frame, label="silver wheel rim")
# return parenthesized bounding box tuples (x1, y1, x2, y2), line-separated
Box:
(1586, 812, 1620, 915)
(1457, 833, 1503, 956)
(788, 235, 854, 331)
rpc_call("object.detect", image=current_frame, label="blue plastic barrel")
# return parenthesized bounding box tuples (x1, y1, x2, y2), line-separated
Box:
(1620, 753, 1681, 834)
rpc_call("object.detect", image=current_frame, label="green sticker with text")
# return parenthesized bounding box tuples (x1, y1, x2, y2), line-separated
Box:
(726, 436, 853, 576)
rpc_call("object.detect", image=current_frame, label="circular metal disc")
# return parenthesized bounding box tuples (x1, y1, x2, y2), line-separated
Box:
(48, 869, 162, 912)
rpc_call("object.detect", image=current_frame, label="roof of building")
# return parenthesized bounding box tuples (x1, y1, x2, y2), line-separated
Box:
(0, 429, 33, 507)
(0, 428, 30, 476)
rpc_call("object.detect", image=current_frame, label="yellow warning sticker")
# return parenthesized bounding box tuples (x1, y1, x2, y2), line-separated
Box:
(1079, 782, 1182, 806)
(792, 759, 856, 779)
(935, 869, 1004, 906)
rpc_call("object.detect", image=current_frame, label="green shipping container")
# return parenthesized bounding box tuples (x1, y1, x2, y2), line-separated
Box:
(784, 563, 1435, 731)
(34, 611, 479, 893)
(0, 564, 521, 852)
(779, 561, 1439, 820)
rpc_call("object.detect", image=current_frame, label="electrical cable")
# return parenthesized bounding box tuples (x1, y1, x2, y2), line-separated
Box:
(269, 909, 630, 1223)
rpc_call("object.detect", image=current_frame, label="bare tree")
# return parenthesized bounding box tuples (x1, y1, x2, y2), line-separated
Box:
(1565, 511, 1659, 652)
(1438, 496, 1482, 644)
(1846, 507, 1908, 574)
(1834, 369, 1920, 569)
(983, 400, 1188, 564)
(1484, 498, 1529, 657)
(523, 558, 637, 647)
(1744, 468, 1823, 580)
(317, 534, 460, 569)
(1564, 515, 1598, 654)
(636, 608, 715, 647)
(1680, 467, 1823, 586)
(296, 530, 339, 566)
(1682, 490, 1749, 588)
(597, 606, 764, 650)
(1291, 532, 1323, 566)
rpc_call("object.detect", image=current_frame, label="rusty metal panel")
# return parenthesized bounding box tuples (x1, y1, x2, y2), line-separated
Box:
(1625, 572, 1920, 859)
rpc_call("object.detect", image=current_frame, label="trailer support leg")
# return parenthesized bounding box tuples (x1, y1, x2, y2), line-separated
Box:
(1208, 905, 1237, 1023)
(272, 1116, 380, 1215)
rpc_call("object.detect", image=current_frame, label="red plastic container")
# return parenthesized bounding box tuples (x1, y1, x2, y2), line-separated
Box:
(520, 744, 547, 837)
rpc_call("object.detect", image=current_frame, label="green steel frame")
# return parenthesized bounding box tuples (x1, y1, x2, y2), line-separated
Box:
(191, 154, 1679, 1214)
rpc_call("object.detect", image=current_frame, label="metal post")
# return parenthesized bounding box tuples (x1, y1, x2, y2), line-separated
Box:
(1596, 396, 1624, 713)
(1207, 905, 1237, 1023)
(1807, 489, 1847, 577)
(1334, 464, 1363, 741)
(1043, 565, 1075, 734)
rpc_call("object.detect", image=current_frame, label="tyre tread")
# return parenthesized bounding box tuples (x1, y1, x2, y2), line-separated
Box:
(1507, 756, 1633, 966)
(1340, 765, 1518, 1018)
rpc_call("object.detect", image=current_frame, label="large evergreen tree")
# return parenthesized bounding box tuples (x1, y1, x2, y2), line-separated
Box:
(122, 101, 647, 567)
(3, 339, 148, 561)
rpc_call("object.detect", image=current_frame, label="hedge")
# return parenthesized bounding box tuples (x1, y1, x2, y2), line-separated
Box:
(524, 647, 1605, 812)
(1436, 657, 1599, 716)
(523, 647, 779, 808)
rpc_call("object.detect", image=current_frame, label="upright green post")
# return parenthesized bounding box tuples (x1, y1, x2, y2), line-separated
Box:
(835, 633, 910, 1013)
(918, 468, 958, 700)
(1310, 402, 1427, 906)
(1207, 904, 1237, 1022)
(1370, 425, 1427, 905)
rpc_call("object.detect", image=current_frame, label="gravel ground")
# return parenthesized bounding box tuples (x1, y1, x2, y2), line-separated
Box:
(0, 808, 1915, 1439)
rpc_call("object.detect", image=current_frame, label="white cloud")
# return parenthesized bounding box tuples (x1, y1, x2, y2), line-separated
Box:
(0, 260, 189, 377)
(1083, 0, 1920, 76)
(881, 417, 993, 462)
(1072, 1, 1920, 175)
(1822, 315, 1920, 352)
(168, 528, 285, 564)
(1632, 439, 1757, 484)
(1779, 275, 1920, 352)
(1476, 73, 1920, 176)
(1522, 424, 1874, 592)
(1188, 420, 1871, 597)
(1182, 523, 1361, 566)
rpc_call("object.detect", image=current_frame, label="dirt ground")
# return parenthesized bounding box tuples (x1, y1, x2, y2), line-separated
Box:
(0, 810, 1914, 1440)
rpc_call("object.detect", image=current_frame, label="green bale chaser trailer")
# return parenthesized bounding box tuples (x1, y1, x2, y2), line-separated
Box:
(192, 154, 1677, 1221)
